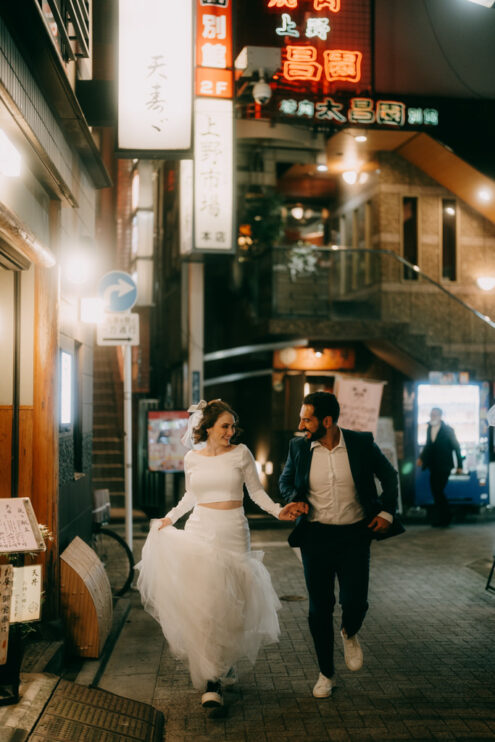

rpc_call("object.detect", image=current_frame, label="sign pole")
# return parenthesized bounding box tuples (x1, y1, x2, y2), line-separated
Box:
(123, 343, 133, 550)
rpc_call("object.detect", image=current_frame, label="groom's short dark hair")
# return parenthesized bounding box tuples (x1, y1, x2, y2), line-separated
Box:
(303, 391, 340, 424)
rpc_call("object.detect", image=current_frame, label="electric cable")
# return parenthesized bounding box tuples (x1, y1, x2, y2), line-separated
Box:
(422, 0, 485, 98)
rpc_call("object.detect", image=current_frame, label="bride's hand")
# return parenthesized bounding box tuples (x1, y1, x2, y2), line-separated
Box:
(278, 502, 308, 521)
(158, 517, 172, 530)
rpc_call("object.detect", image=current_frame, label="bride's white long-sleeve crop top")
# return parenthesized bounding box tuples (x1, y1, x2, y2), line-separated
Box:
(165, 443, 282, 523)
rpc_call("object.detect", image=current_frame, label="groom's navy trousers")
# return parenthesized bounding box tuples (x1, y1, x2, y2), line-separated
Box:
(299, 520, 371, 678)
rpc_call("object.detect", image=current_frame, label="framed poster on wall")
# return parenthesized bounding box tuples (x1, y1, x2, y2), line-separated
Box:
(148, 411, 189, 472)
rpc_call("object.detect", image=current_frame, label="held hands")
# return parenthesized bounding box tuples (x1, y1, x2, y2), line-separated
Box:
(367, 515, 391, 534)
(158, 517, 172, 530)
(279, 501, 309, 522)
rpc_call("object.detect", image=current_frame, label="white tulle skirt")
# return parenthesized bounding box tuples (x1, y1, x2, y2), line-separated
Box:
(135, 506, 281, 689)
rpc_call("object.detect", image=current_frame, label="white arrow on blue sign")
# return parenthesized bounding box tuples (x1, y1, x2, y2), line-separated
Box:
(98, 271, 137, 313)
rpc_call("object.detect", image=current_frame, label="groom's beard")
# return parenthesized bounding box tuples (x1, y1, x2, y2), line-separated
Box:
(306, 422, 326, 441)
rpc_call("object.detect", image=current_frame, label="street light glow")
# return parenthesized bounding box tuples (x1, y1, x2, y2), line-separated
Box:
(342, 170, 357, 184)
(478, 188, 492, 202)
(476, 276, 495, 291)
(0, 129, 21, 177)
(80, 297, 106, 324)
(63, 250, 94, 285)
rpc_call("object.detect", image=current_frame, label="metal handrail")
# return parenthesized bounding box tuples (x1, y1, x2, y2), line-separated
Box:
(271, 244, 495, 330)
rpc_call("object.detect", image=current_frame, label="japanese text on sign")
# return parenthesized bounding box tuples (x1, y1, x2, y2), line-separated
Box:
(194, 98, 233, 250)
(0, 498, 45, 553)
(97, 313, 140, 347)
(0, 565, 13, 665)
(118, 0, 193, 151)
(196, 0, 233, 98)
(278, 96, 439, 127)
(264, 0, 370, 90)
(10, 565, 42, 624)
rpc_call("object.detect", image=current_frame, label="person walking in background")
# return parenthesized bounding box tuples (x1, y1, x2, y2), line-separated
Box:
(417, 407, 463, 527)
(279, 391, 403, 699)
(136, 399, 304, 710)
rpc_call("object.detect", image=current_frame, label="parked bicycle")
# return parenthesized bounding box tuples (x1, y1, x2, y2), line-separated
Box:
(92, 489, 134, 597)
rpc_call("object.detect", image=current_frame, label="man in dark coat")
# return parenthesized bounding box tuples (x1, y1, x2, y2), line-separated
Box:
(417, 407, 463, 527)
(279, 391, 403, 699)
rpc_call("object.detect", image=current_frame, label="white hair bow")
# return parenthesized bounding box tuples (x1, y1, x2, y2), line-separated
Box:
(180, 400, 207, 450)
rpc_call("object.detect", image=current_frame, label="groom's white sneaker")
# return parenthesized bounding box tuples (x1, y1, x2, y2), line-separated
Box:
(341, 629, 363, 671)
(312, 673, 335, 698)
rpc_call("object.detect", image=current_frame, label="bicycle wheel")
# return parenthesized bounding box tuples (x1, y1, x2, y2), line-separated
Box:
(93, 527, 134, 597)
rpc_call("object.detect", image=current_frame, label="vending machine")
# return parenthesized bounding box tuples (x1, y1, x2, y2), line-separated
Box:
(408, 380, 491, 511)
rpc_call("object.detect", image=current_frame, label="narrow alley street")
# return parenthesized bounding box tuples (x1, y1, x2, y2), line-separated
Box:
(76, 520, 495, 742)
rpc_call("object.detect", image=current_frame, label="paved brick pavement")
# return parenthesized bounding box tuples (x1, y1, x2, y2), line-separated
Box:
(86, 522, 495, 741)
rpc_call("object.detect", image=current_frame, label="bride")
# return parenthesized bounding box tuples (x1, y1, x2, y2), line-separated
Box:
(136, 399, 306, 709)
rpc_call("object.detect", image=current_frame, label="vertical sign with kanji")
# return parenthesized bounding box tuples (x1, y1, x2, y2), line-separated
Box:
(0, 566, 13, 665)
(196, 0, 233, 99)
(118, 0, 194, 154)
(193, 0, 235, 252)
(10, 566, 43, 624)
(194, 98, 234, 250)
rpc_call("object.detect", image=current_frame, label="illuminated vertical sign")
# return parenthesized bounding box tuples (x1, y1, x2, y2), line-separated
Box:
(118, 0, 193, 153)
(195, 0, 233, 99)
(194, 98, 234, 250)
(191, 0, 234, 252)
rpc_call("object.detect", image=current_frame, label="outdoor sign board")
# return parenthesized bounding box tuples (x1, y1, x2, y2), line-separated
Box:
(194, 97, 234, 251)
(196, 0, 233, 99)
(265, 0, 372, 92)
(0, 566, 13, 664)
(10, 566, 42, 624)
(118, 0, 193, 155)
(0, 498, 45, 554)
(184, 0, 234, 254)
(240, 1, 440, 130)
(148, 411, 189, 472)
(98, 271, 137, 313)
(97, 312, 140, 347)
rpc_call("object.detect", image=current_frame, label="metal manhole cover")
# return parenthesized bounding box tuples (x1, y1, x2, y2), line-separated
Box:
(29, 680, 164, 742)
(279, 594, 306, 601)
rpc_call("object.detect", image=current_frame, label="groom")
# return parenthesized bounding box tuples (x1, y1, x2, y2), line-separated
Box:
(279, 391, 403, 698)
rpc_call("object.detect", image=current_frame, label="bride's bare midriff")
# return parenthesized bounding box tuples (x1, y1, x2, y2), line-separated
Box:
(198, 501, 243, 510)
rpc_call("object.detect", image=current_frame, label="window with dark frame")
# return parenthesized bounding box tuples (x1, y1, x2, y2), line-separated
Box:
(402, 196, 418, 280)
(442, 199, 457, 281)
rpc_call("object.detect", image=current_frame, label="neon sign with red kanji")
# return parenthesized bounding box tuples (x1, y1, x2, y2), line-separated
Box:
(283, 45, 361, 84)
(283, 46, 322, 81)
(267, 0, 340, 11)
(323, 50, 362, 83)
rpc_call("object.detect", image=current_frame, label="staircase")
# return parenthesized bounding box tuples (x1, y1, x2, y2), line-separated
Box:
(92, 345, 125, 511)
(261, 247, 495, 381)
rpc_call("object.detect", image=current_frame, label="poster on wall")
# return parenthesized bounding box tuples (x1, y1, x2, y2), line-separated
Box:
(148, 411, 189, 472)
(333, 377, 385, 435)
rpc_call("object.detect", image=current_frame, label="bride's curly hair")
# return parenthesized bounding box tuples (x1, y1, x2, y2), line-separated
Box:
(193, 399, 243, 444)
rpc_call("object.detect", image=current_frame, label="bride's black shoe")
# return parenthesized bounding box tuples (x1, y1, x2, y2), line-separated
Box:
(201, 680, 223, 708)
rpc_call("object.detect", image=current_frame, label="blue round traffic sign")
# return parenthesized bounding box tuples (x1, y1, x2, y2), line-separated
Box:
(99, 271, 137, 312)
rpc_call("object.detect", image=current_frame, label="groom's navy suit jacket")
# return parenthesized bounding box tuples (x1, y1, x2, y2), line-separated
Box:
(279, 429, 404, 547)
